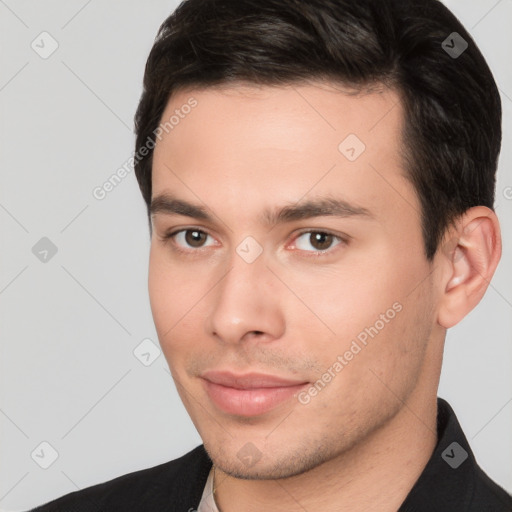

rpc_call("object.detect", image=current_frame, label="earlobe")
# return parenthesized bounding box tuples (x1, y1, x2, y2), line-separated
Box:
(437, 207, 501, 329)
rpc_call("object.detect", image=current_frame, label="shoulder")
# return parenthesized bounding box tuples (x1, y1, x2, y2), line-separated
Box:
(26, 444, 212, 512)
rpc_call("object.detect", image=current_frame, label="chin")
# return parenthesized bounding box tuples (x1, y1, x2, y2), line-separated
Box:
(204, 439, 339, 480)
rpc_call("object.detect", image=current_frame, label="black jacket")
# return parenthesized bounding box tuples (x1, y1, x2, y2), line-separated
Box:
(28, 398, 512, 511)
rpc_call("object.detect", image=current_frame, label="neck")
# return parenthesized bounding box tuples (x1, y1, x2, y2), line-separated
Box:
(213, 390, 438, 512)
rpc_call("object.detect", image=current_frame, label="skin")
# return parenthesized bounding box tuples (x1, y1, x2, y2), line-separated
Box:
(148, 81, 501, 512)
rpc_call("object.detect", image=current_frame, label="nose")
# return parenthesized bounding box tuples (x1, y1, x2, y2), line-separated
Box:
(205, 250, 285, 346)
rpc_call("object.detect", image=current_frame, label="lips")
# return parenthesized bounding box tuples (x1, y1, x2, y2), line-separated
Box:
(200, 371, 309, 417)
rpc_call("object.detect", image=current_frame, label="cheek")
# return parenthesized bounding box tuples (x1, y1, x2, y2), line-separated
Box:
(284, 263, 394, 350)
(148, 245, 216, 365)
(148, 246, 170, 331)
(148, 246, 192, 345)
(302, 257, 424, 371)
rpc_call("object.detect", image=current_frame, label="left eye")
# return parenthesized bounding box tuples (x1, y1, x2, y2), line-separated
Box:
(293, 231, 343, 253)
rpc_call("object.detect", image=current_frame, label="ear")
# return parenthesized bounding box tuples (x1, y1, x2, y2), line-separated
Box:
(437, 206, 502, 329)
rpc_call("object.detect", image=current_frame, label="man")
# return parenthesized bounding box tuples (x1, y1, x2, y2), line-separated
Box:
(29, 0, 512, 510)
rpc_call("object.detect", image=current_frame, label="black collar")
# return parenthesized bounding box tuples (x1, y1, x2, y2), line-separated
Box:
(398, 397, 512, 511)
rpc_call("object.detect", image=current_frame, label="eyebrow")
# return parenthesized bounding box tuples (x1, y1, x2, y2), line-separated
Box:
(149, 193, 374, 227)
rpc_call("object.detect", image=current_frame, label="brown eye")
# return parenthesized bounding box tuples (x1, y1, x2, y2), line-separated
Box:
(294, 231, 343, 254)
(184, 230, 208, 248)
(310, 232, 333, 250)
(166, 229, 216, 251)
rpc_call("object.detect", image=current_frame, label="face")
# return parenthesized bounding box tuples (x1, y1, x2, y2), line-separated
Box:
(148, 82, 440, 479)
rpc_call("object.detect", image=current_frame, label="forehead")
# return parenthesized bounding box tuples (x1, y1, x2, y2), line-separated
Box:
(151, 81, 416, 227)
(157, 81, 403, 153)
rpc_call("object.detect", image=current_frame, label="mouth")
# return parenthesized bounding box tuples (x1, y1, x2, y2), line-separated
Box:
(200, 370, 310, 417)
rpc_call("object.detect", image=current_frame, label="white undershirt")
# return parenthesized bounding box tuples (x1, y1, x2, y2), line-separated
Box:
(197, 467, 220, 512)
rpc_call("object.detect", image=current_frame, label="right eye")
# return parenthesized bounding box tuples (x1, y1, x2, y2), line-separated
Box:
(161, 228, 217, 253)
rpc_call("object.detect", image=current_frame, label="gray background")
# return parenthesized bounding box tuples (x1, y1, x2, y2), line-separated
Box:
(1, 1, 511, 510)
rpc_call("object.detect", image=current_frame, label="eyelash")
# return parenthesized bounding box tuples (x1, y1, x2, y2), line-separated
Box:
(159, 228, 348, 258)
